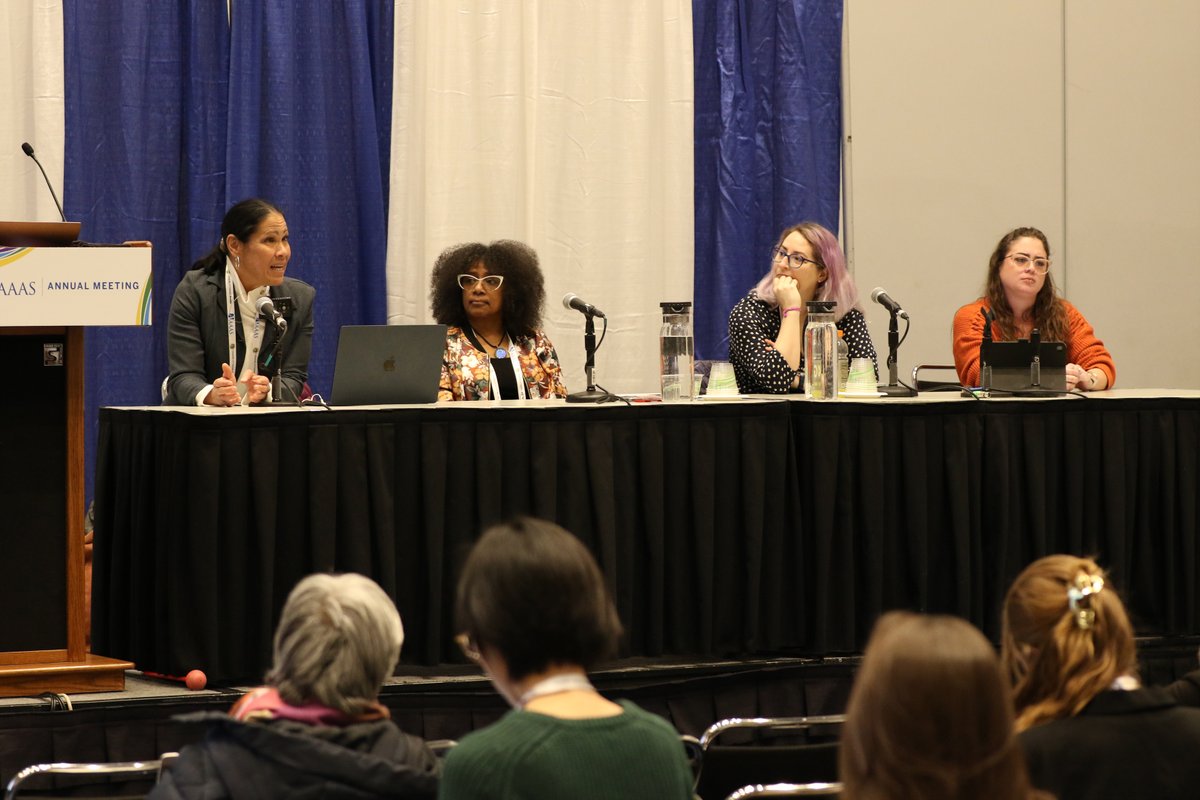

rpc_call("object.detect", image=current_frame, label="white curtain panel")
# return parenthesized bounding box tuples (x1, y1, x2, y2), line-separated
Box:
(2, 0, 66, 222)
(386, 0, 694, 395)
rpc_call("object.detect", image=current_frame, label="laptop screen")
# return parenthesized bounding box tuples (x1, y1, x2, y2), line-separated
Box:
(330, 324, 447, 405)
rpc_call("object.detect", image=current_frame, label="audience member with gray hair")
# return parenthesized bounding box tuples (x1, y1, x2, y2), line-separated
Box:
(152, 573, 440, 799)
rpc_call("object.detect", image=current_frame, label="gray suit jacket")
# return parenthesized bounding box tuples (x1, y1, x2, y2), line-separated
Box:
(164, 265, 315, 405)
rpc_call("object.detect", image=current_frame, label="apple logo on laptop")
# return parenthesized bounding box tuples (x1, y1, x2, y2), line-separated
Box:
(383, 356, 396, 372)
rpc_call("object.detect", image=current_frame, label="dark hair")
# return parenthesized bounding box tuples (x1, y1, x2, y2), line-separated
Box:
(189, 197, 284, 273)
(984, 227, 1068, 342)
(1001, 555, 1136, 732)
(455, 516, 623, 681)
(840, 612, 1047, 800)
(429, 240, 547, 336)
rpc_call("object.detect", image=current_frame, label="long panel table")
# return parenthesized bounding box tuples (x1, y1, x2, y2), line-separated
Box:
(92, 391, 1200, 683)
(93, 399, 801, 682)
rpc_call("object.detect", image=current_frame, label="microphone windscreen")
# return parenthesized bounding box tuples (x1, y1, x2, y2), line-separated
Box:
(21, 142, 34, 156)
(562, 292, 578, 311)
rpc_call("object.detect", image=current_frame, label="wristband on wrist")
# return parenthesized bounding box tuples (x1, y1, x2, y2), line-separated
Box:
(782, 306, 803, 316)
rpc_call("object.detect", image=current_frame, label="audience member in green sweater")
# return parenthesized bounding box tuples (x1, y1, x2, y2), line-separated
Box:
(438, 516, 694, 800)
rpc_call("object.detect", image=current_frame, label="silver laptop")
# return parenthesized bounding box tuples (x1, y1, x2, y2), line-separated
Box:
(330, 324, 447, 405)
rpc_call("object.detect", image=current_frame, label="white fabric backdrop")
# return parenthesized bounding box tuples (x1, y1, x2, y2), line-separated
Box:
(2, 0, 65, 222)
(386, 0, 694, 395)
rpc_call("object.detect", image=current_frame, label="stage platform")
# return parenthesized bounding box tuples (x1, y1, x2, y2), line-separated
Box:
(2, 637, 1198, 788)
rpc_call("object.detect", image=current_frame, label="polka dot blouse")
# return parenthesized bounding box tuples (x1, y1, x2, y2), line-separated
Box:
(727, 291, 879, 394)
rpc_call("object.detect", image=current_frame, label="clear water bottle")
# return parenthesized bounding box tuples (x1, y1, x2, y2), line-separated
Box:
(659, 301, 694, 402)
(837, 329, 849, 393)
(804, 300, 838, 400)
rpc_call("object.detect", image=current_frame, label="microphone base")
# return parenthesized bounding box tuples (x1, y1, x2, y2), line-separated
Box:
(877, 383, 917, 398)
(566, 388, 610, 404)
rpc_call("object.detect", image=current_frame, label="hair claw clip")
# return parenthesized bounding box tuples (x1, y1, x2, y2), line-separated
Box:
(1067, 572, 1104, 629)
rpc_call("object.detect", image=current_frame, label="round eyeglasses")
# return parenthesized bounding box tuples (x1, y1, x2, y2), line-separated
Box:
(458, 274, 504, 292)
(772, 245, 821, 271)
(1005, 254, 1051, 275)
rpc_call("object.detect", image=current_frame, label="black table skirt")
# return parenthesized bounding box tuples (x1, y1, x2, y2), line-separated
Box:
(93, 396, 1200, 683)
(93, 402, 802, 681)
(792, 396, 1200, 650)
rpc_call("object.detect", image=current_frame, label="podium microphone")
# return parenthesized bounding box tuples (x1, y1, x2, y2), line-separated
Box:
(255, 296, 288, 331)
(21, 142, 67, 222)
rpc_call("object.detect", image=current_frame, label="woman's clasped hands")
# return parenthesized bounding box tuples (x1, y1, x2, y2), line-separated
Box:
(206, 362, 271, 406)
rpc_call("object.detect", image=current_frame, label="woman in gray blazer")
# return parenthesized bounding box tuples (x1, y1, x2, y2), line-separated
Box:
(164, 198, 314, 406)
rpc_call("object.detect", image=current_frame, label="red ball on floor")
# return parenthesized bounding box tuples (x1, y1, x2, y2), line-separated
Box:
(185, 669, 207, 690)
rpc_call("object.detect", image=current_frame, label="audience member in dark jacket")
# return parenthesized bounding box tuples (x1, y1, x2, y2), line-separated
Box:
(151, 573, 440, 799)
(1165, 667, 1200, 707)
(1003, 555, 1200, 800)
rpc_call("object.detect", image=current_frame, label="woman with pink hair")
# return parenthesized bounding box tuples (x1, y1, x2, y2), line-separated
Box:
(727, 221, 877, 393)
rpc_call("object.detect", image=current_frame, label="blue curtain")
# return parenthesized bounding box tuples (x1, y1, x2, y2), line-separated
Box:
(226, 0, 394, 394)
(65, 0, 394, 502)
(692, 0, 844, 359)
(65, 0, 231, 503)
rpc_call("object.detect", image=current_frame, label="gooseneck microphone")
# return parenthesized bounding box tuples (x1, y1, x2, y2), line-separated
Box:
(255, 295, 288, 331)
(21, 142, 67, 222)
(562, 292, 606, 319)
(870, 287, 909, 320)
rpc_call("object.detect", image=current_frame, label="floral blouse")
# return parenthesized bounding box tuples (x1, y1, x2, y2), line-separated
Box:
(438, 325, 568, 401)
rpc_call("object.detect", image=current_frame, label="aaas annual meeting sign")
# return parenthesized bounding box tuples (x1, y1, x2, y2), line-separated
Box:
(0, 246, 152, 326)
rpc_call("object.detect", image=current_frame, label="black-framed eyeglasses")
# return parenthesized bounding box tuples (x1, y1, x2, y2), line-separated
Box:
(771, 245, 821, 271)
(458, 274, 504, 291)
(1005, 253, 1051, 275)
(455, 632, 482, 662)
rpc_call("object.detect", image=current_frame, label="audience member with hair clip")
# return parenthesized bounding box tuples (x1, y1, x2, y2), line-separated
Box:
(151, 573, 440, 799)
(439, 516, 693, 799)
(839, 611, 1049, 800)
(952, 227, 1115, 391)
(165, 198, 314, 406)
(1002, 555, 1200, 800)
(429, 240, 567, 401)
(727, 221, 877, 394)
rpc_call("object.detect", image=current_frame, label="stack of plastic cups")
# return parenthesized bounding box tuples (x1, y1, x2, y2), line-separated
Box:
(706, 362, 739, 396)
(843, 358, 877, 395)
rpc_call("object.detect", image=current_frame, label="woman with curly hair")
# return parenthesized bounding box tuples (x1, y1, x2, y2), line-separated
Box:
(1002, 555, 1200, 799)
(429, 240, 567, 401)
(952, 227, 1115, 390)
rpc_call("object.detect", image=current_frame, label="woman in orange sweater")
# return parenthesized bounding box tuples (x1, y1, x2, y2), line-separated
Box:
(952, 227, 1115, 390)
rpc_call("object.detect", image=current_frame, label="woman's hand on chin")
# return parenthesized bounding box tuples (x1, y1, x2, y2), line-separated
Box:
(774, 274, 802, 307)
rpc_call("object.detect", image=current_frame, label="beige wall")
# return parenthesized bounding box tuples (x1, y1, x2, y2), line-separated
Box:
(844, 0, 1200, 388)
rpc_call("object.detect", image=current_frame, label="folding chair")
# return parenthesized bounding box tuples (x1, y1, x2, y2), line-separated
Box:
(910, 364, 961, 392)
(726, 782, 843, 798)
(5, 759, 167, 800)
(694, 716, 845, 800)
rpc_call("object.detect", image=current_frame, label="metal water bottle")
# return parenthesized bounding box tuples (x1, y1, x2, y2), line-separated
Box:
(659, 301, 694, 402)
(803, 300, 838, 400)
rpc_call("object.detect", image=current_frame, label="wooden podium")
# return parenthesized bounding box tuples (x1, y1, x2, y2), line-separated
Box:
(0, 241, 151, 697)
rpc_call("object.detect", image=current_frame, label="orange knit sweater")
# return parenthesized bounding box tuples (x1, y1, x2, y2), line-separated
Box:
(952, 298, 1116, 388)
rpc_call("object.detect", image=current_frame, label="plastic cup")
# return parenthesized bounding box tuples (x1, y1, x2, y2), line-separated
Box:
(707, 361, 738, 396)
(845, 358, 877, 394)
